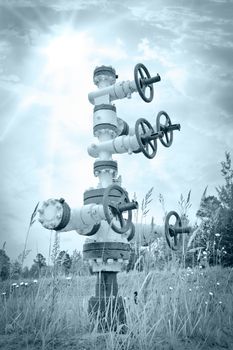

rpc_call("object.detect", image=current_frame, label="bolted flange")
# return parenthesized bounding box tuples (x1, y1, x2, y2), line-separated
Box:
(38, 198, 70, 230)
(93, 66, 118, 87)
(93, 160, 118, 177)
(83, 242, 130, 262)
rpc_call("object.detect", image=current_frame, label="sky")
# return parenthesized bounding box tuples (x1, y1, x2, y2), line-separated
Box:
(0, 0, 232, 266)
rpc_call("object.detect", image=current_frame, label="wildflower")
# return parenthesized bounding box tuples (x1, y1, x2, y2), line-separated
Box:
(186, 273, 190, 277)
(24, 282, 28, 286)
(16, 285, 19, 288)
(169, 286, 173, 291)
(66, 276, 72, 280)
(33, 279, 38, 283)
(1, 292, 6, 296)
(203, 251, 207, 255)
(20, 282, 24, 286)
(209, 292, 213, 297)
(205, 301, 208, 305)
(215, 233, 220, 237)
(199, 265, 203, 269)
(200, 272, 204, 276)
(189, 288, 192, 292)
(219, 301, 222, 305)
(216, 282, 220, 286)
(11, 283, 17, 287)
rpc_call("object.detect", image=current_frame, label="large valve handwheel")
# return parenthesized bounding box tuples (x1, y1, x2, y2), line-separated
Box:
(134, 63, 154, 103)
(135, 118, 157, 159)
(165, 211, 182, 251)
(103, 184, 133, 234)
(156, 111, 173, 147)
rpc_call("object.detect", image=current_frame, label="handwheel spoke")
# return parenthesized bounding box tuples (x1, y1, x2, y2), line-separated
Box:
(138, 67, 145, 79)
(149, 141, 155, 151)
(165, 132, 169, 143)
(140, 122, 147, 134)
(159, 123, 165, 133)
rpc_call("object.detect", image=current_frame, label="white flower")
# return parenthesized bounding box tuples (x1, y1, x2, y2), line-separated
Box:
(1, 292, 6, 296)
(66, 276, 71, 280)
(169, 286, 173, 291)
(12, 283, 17, 286)
(215, 233, 220, 237)
(216, 282, 220, 286)
(33, 279, 38, 283)
(20, 282, 24, 286)
(219, 301, 222, 305)
(209, 292, 213, 296)
(203, 251, 207, 255)
(205, 301, 208, 305)
(24, 282, 28, 286)
(189, 288, 192, 292)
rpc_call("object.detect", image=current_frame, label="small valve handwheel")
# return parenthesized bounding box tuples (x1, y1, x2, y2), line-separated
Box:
(156, 111, 173, 147)
(134, 63, 154, 103)
(164, 211, 182, 251)
(103, 184, 134, 234)
(135, 118, 157, 159)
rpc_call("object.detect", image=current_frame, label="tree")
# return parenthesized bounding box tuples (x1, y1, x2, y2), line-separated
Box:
(29, 263, 40, 278)
(56, 251, 72, 275)
(10, 260, 22, 280)
(0, 248, 10, 281)
(70, 250, 88, 276)
(193, 152, 233, 267)
(22, 266, 30, 279)
(216, 152, 233, 266)
(196, 194, 221, 265)
(33, 253, 46, 275)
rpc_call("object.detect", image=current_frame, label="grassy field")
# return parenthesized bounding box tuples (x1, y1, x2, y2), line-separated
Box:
(0, 266, 233, 350)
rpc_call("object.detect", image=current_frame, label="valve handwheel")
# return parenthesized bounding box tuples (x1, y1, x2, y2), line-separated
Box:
(135, 118, 157, 159)
(134, 63, 154, 103)
(164, 211, 182, 251)
(156, 111, 173, 147)
(103, 185, 134, 234)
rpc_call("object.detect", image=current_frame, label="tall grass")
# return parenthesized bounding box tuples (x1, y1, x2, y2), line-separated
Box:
(0, 266, 232, 349)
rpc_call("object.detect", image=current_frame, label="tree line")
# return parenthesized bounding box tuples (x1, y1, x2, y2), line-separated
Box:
(0, 249, 89, 281)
